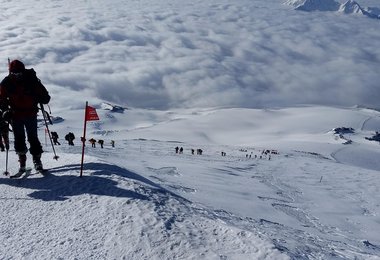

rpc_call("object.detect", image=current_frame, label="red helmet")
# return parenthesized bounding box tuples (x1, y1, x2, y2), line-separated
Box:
(9, 60, 25, 73)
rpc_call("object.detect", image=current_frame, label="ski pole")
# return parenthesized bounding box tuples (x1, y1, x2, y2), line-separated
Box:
(43, 104, 53, 124)
(47, 104, 52, 114)
(40, 103, 59, 160)
(3, 122, 10, 176)
(2, 104, 10, 175)
(3, 148, 10, 176)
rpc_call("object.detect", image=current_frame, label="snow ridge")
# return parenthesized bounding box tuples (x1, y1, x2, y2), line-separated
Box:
(339, 0, 365, 14)
(285, 0, 380, 19)
(285, 0, 340, 11)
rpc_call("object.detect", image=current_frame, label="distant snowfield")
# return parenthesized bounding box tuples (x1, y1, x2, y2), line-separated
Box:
(2, 105, 380, 259)
(76, 105, 380, 169)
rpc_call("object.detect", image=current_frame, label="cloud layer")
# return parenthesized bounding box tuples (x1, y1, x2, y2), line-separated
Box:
(0, 0, 379, 110)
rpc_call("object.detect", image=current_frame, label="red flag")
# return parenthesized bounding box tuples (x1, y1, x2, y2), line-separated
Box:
(85, 105, 99, 121)
(81, 102, 100, 177)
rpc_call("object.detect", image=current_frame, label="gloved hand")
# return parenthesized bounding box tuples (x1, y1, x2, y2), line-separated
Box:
(2, 110, 12, 122)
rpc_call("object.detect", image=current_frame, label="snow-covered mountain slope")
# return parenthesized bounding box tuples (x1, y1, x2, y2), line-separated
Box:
(285, 0, 380, 19)
(338, 0, 380, 18)
(1, 105, 380, 259)
(285, 0, 340, 11)
(339, 0, 366, 14)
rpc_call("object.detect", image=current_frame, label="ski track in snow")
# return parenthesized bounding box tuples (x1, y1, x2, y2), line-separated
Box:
(129, 140, 380, 259)
(2, 107, 380, 259)
(52, 138, 380, 258)
(0, 150, 286, 259)
(250, 155, 379, 259)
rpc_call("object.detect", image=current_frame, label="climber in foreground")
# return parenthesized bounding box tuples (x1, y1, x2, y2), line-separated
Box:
(0, 59, 50, 176)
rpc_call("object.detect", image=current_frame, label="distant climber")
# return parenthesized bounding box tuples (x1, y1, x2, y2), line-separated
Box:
(65, 132, 75, 146)
(51, 131, 61, 145)
(89, 138, 96, 148)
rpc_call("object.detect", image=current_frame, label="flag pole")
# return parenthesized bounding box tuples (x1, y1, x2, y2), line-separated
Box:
(80, 101, 88, 177)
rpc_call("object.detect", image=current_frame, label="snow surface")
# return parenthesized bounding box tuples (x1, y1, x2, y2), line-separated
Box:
(1, 105, 380, 259)
(1, 0, 380, 259)
(285, 0, 380, 19)
(339, 0, 365, 14)
(340, 1, 380, 19)
(285, 0, 341, 11)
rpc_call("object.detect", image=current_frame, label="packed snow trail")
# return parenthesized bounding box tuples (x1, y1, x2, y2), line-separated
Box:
(2, 106, 380, 259)
(46, 137, 380, 259)
(0, 151, 287, 259)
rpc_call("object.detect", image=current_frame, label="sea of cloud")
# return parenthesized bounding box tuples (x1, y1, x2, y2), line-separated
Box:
(0, 0, 379, 110)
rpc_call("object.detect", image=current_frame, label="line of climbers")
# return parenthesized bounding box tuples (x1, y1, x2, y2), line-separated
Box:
(175, 146, 203, 155)
(50, 131, 115, 148)
(0, 60, 121, 176)
(172, 147, 278, 160)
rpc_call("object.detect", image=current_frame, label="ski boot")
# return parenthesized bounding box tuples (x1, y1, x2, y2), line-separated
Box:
(10, 154, 27, 178)
(33, 154, 44, 172)
(17, 166, 27, 174)
(10, 167, 26, 178)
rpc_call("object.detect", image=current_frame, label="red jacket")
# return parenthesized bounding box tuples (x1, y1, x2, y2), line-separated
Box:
(0, 69, 50, 120)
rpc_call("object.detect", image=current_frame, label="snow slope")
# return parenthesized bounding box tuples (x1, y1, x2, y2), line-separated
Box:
(285, 0, 380, 19)
(285, 0, 341, 11)
(338, 0, 380, 18)
(339, 0, 366, 14)
(1, 105, 380, 259)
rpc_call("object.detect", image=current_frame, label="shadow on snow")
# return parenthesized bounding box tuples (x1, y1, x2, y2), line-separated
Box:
(0, 162, 181, 202)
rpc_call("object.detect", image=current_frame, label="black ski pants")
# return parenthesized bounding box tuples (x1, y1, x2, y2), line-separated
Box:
(11, 115, 43, 156)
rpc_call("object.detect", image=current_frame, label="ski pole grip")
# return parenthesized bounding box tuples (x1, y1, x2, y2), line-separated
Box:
(40, 103, 53, 125)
